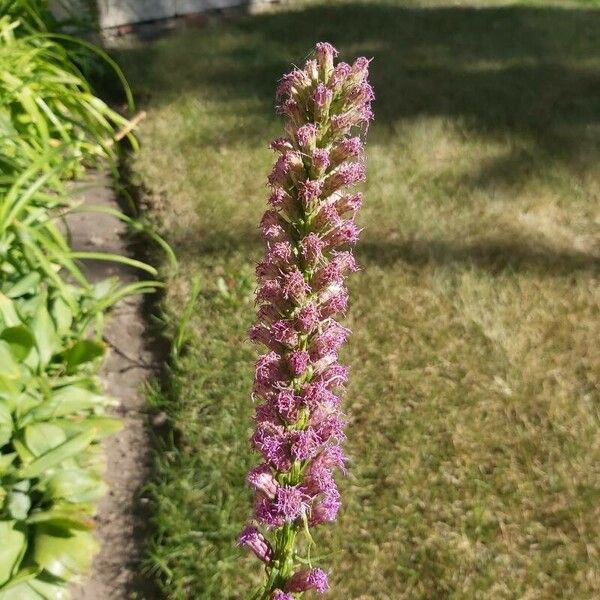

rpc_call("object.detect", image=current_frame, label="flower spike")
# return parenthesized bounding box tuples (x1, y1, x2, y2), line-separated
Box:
(240, 42, 373, 598)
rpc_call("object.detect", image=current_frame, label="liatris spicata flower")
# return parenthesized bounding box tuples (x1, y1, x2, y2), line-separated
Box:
(240, 42, 373, 598)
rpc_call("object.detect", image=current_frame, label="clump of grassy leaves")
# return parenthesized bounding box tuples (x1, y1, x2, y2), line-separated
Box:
(0, 6, 163, 598)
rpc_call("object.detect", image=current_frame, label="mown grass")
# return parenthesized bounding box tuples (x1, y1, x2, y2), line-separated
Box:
(117, 1, 600, 597)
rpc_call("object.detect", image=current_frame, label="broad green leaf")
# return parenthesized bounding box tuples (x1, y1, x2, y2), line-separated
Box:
(24, 423, 66, 457)
(23, 386, 110, 423)
(27, 505, 93, 531)
(30, 303, 57, 369)
(0, 295, 19, 328)
(13, 392, 41, 423)
(0, 402, 13, 447)
(0, 326, 35, 361)
(17, 429, 96, 479)
(0, 521, 26, 586)
(29, 576, 71, 599)
(32, 525, 98, 582)
(63, 340, 104, 371)
(0, 342, 20, 380)
(44, 468, 105, 504)
(49, 297, 72, 337)
(0, 583, 43, 600)
(0, 567, 39, 596)
(0, 453, 16, 475)
(0, 378, 19, 411)
(0, 576, 68, 599)
(6, 492, 31, 521)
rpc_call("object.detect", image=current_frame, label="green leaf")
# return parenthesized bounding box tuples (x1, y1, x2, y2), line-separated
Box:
(6, 492, 31, 521)
(27, 577, 70, 599)
(30, 303, 57, 369)
(12, 439, 34, 466)
(0, 583, 43, 600)
(0, 453, 17, 475)
(63, 340, 104, 371)
(27, 506, 93, 531)
(44, 468, 105, 504)
(0, 379, 20, 411)
(5, 272, 41, 299)
(0, 295, 19, 328)
(0, 402, 13, 447)
(0, 522, 26, 586)
(17, 429, 96, 479)
(0, 342, 20, 380)
(54, 416, 122, 440)
(23, 385, 111, 423)
(49, 297, 72, 337)
(0, 326, 35, 361)
(32, 525, 98, 582)
(90, 278, 115, 300)
(13, 392, 41, 424)
(0, 575, 69, 599)
(0, 567, 39, 596)
(69, 251, 158, 276)
(24, 423, 67, 457)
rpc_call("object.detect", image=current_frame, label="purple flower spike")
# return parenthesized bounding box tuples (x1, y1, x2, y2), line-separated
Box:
(240, 42, 372, 598)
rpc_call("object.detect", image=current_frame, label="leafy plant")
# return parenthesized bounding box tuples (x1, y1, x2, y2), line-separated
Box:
(0, 286, 119, 598)
(0, 5, 169, 598)
(0, 16, 136, 179)
(0, 0, 97, 33)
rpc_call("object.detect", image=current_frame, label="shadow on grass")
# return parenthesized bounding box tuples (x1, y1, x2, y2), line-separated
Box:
(117, 2, 600, 184)
(170, 226, 600, 277)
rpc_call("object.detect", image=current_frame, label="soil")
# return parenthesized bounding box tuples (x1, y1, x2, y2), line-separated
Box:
(67, 172, 159, 600)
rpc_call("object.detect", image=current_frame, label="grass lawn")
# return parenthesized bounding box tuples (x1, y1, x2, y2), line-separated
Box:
(116, 1, 600, 597)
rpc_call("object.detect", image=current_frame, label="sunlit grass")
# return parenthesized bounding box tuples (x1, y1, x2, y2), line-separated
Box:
(119, 1, 600, 597)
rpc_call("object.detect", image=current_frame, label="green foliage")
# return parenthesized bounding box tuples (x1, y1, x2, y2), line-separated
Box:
(0, 16, 136, 179)
(0, 5, 167, 598)
(0, 282, 116, 597)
